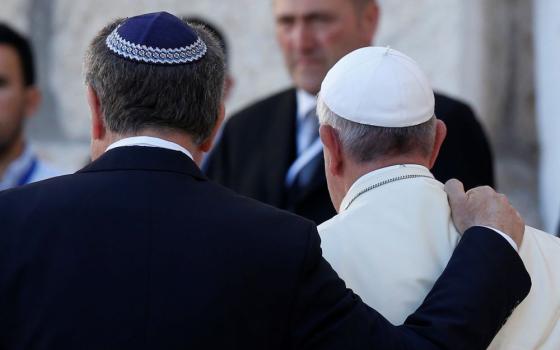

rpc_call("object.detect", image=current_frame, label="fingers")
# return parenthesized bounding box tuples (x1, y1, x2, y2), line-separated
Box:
(454, 183, 524, 247)
(444, 179, 466, 206)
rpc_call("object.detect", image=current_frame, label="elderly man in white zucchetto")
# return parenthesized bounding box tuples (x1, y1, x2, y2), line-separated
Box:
(317, 46, 560, 350)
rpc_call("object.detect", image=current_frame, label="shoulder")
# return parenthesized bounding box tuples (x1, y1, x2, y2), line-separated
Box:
(1, 171, 317, 252)
(317, 213, 343, 237)
(523, 226, 560, 257)
(0, 173, 80, 225)
(316, 214, 350, 263)
(0, 172, 82, 200)
(182, 181, 322, 277)
(212, 180, 315, 233)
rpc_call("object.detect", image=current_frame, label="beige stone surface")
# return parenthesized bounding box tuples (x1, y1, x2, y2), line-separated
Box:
(535, 0, 560, 232)
(376, 0, 465, 103)
(0, 0, 30, 33)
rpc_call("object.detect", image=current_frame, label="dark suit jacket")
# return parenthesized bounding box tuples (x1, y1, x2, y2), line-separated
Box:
(206, 88, 494, 224)
(0, 146, 529, 349)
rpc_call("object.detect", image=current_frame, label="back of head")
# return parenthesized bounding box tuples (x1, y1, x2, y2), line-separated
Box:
(0, 23, 35, 86)
(84, 12, 225, 145)
(318, 47, 437, 163)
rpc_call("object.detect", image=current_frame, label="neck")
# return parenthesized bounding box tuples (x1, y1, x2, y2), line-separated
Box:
(332, 154, 430, 211)
(345, 155, 430, 190)
(94, 129, 202, 163)
(0, 136, 25, 179)
(129, 129, 198, 152)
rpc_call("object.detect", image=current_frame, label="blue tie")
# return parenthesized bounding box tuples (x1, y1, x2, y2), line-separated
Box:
(297, 108, 319, 156)
(294, 109, 320, 187)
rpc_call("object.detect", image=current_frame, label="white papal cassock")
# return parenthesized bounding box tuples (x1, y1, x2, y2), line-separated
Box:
(319, 164, 560, 350)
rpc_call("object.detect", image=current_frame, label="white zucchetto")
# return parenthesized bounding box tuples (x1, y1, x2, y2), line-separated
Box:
(320, 46, 435, 127)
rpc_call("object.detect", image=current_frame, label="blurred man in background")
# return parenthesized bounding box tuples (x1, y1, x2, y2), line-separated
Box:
(0, 23, 62, 191)
(206, 0, 494, 224)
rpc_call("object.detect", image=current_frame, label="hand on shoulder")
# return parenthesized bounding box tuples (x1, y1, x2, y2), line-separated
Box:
(445, 179, 524, 247)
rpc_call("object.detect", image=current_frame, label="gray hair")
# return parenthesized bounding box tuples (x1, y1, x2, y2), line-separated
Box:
(84, 18, 225, 145)
(317, 96, 437, 163)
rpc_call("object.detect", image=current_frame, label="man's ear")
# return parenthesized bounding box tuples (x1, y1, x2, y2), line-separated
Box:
(223, 75, 235, 101)
(360, 1, 380, 44)
(23, 86, 41, 118)
(428, 119, 447, 169)
(87, 85, 106, 141)
(200, 102, 226, 153)
(320, 124, 344, 177)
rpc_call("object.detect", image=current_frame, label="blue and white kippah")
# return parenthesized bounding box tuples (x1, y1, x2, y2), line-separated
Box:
(106, 12, 207, 65)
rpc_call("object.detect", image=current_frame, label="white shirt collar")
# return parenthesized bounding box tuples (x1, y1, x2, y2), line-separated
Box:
(106, 136, 194, 160)
(296, 89, 318, 121)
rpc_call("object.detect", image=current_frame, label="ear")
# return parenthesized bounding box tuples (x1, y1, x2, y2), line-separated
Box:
(223, 75, 235, 101)
(360, 2, 380, 44)
(428, 119, 447, 169)
(200, 101, 226, 153)
(87, 85, 106, 141)
(23, 86, 42, 118)
(320, 124, 344, 177)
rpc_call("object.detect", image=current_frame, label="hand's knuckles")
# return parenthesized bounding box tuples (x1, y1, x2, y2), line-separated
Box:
(477, 186, 494, 194)
(497, 193, 508, 201)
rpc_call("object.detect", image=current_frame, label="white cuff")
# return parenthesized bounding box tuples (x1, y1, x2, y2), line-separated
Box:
(477, 225, 518, 252)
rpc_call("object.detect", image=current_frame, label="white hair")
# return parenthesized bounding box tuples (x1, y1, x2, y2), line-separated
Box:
(317, 94, 437, 163)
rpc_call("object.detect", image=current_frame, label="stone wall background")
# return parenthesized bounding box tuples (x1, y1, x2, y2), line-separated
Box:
(0, 0, 546, 229)
(535, 0, 560, 232)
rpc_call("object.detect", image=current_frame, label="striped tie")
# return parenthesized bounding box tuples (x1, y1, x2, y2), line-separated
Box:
(293, 109, 321, 187)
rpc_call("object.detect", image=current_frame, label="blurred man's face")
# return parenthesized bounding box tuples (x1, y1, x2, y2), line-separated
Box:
(0, 44, 28, 155)
(274, 0, 378, 94)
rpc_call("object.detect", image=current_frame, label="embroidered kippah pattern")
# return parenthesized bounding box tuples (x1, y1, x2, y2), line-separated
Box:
(106, 26, 207, 65)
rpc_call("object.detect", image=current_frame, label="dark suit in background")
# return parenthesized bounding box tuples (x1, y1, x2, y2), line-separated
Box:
(206, 88, 494, 224)
(0, 146, 528, 349)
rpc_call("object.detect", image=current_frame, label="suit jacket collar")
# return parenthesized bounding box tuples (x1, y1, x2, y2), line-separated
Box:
(262, 88, 298, 205)
(78, 146, 206, 181)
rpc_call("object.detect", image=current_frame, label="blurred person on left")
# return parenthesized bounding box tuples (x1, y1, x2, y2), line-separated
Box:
(0, 23, 62, 191)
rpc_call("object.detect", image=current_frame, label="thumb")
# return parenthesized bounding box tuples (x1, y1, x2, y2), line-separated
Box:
(445, 179, 466, 208)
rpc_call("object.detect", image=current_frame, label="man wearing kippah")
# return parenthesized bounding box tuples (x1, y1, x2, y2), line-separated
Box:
(317, 46, 560, 349)
(0, 12, 530, 349)
(205, 0, 494, 225)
